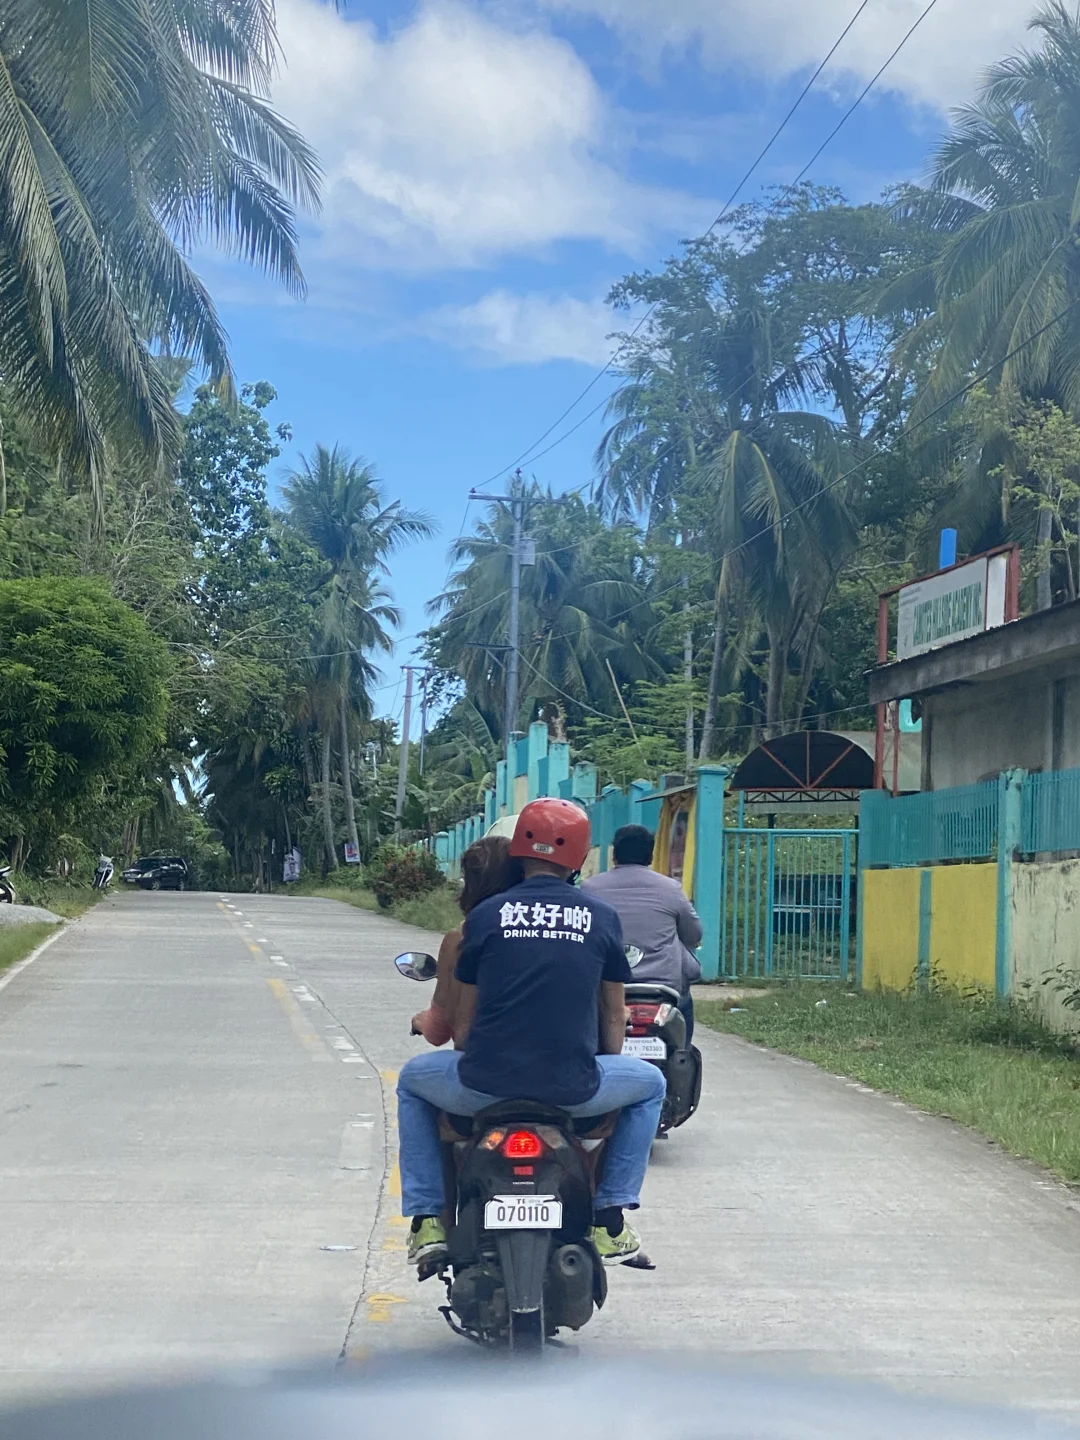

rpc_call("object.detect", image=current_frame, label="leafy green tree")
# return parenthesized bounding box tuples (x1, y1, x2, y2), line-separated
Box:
(602, 221, 857, 751)
(0, 577, 168, 865)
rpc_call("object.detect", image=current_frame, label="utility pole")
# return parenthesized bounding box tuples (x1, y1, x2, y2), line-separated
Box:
(470, 471, 526, 752)
(395, 666, 416, 824)
(418, 669, 430, 776)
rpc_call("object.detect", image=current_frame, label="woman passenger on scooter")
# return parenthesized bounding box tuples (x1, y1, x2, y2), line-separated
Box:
(411, 836, 523, 1047)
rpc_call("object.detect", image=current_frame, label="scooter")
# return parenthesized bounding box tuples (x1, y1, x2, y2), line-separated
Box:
(0, 865, 15, 903)
(396, 950, 614, 1351)
(93, 855, 115, 890)
(623, 980, 702, 1134)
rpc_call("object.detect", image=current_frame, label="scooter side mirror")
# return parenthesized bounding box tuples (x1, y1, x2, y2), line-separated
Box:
(395, 951, 438, 982)
(625, 944, 644, 969)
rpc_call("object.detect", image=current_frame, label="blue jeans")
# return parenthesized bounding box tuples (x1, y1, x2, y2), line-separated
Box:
(396, 1052, 666, 1217)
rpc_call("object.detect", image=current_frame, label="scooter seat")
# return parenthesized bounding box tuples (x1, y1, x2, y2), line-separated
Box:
(437, 1099, 619, 1142)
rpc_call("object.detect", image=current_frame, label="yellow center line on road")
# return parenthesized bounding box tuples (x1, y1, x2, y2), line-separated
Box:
(387, 1162, 401, 1198)
(365, 1293, 407, 1323)
(266, 977, 332, 1063)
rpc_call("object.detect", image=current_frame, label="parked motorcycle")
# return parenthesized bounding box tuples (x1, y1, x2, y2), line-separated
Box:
(0, 865, 15, 903)
(93, 855, 115, 891)
(622, 947, 702, 1134)
(396, 949, 616, 1351)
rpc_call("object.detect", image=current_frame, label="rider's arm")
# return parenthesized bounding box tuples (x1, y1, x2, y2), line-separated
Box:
(454, 983, 478, 1047)
(674, 889, 703, 951)
(598, 981, 627, 1055)
(412, 929, 461, 1046)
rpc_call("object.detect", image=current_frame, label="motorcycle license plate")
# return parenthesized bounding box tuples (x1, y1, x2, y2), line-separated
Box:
(484, 1196, 563, 1230)
(622, 1036, 666, 1060)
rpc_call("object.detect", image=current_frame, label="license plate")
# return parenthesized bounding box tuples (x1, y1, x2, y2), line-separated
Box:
(622, 1036, 666, 1060)
(484, 1196, 563, 1230)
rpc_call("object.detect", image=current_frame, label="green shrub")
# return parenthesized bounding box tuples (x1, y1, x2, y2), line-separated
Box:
(367, 844, 444, 909)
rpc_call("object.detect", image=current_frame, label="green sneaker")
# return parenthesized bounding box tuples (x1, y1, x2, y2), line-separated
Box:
(587, 1221, 641, 1265)
(407, 1216, 448, 1267)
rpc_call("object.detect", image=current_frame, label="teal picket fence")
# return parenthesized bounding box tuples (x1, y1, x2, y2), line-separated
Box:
(1021, 766, 1080, 855)
(860, 781, 998, 868)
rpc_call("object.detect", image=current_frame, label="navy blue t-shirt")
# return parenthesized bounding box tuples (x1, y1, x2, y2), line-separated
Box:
(455, 875, 632, 1106)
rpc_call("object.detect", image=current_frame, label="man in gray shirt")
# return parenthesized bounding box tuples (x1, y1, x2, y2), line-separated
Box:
(581, 824, 702, 1042)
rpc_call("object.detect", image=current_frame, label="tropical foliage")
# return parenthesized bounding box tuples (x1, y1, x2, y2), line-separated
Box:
(4, 3, 1080, 883)
(423, 5, 1080, 799)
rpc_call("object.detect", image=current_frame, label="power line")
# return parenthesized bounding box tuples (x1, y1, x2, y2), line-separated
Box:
(737, 0, 942, 257)
(438, 2, 945, 578)
(471, 0, 877, 487)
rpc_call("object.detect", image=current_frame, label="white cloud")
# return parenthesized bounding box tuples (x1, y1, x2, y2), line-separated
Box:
(424, 290, 615, 363)
(528, 0, 1033, 112)
(271, 0, 700, 269)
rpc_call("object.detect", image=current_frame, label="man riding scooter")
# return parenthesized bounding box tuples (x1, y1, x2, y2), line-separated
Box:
(582, 824, 702, 1041)
(396, 798, 666, 1270)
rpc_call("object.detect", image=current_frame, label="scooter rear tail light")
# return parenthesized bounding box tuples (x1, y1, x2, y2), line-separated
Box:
(501, 1130, 544, 1160)
(628, 1002, 661, 1034)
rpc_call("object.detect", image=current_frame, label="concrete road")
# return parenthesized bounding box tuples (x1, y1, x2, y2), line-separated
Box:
(2, 892, 1080, 1415)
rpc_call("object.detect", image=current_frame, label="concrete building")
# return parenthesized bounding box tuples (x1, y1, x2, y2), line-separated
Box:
(868, 597, 1080, 790)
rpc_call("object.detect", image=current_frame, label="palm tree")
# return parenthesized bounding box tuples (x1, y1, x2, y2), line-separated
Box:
(282, 445, 433, 864)
(895, 4, 1080, 413)
(876, 4, 1080, 601)
(430, 487, 659, 741)
(0, 0, 320, 508)
(600, 299, 854, 752)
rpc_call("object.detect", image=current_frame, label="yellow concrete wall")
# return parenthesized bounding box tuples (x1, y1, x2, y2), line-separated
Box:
(928, 863, 997, 990)
(861, 868, 921, 991)
(1011, 858, 1080, 1035)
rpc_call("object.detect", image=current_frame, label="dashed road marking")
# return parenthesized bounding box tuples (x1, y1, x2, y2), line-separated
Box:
(338, 1119, 376, 1170)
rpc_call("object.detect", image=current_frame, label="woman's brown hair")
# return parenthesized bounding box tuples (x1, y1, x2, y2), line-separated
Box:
(459, 835, 524, 915)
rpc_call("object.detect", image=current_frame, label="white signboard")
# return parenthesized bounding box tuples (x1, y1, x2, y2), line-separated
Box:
(897, 557, 995, 659)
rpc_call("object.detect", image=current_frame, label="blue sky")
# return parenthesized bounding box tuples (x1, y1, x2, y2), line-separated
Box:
(202, 0, 1032, 725)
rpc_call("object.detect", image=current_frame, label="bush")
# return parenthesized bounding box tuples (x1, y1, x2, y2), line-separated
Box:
(367, 844, 444, 909)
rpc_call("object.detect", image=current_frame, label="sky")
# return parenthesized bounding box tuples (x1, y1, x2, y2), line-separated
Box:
(201, 0, 1037, 726)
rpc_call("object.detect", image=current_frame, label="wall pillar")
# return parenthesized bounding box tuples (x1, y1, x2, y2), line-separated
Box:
(548, 742, 571, 797)
(694, 765, 728, 982)
(527, 721, 549, 801)
(996, 767, 1025, 997)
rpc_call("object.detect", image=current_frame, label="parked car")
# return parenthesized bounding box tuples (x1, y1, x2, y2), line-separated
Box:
(122, 856, 192, 891)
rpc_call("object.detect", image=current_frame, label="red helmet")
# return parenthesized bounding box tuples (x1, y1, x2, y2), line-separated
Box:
(509, 798, 591, 872)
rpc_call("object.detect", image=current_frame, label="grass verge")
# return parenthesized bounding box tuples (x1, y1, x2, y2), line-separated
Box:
(294, 878, 463, 934)
(13, 876, 102, 918)
(698, 984, 1080, 1185)
(0, 922, 60, 976)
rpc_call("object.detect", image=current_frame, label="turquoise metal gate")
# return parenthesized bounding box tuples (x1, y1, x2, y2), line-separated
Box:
(719, 827, 857, 981)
